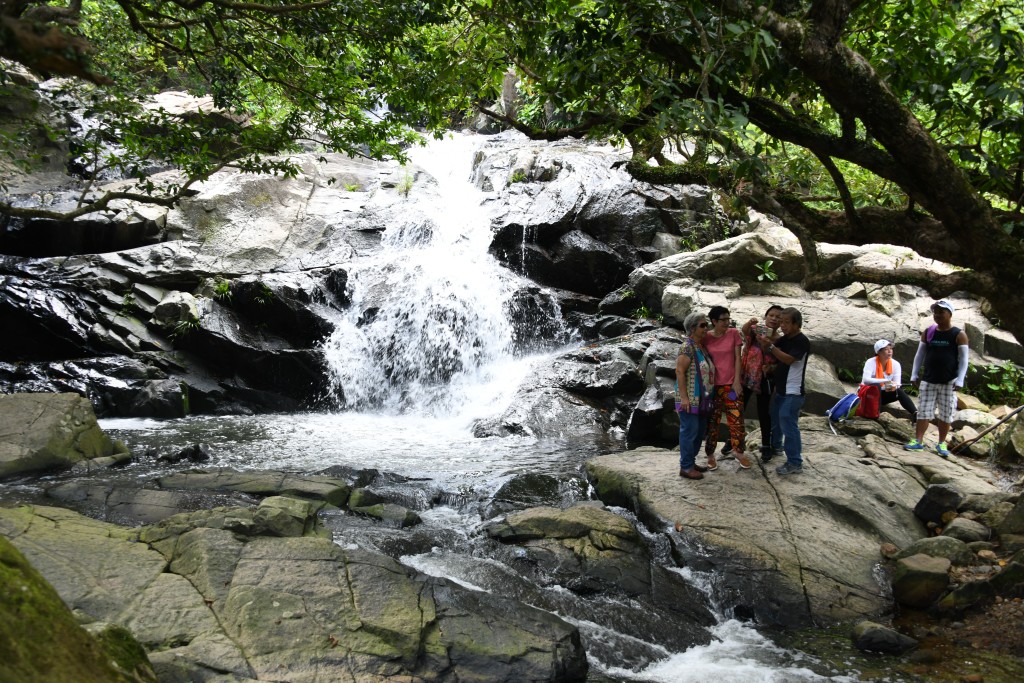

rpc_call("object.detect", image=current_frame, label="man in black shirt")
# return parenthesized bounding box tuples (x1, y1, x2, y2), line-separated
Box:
(759, 307, 810, 475)
(904, 299, 969, 457)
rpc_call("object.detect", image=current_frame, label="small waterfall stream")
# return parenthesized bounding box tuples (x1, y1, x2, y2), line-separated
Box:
(320, 134, 565, 417)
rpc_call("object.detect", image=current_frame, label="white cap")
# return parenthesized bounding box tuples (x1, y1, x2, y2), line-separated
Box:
(931, 299, 955, 314)
(874, 339, 892, 354)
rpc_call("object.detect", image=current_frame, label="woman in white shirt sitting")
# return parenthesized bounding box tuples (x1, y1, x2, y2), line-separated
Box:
(862, 339, 917, 422)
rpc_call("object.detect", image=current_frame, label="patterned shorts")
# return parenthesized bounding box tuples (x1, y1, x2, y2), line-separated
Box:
(917, 380, 957, 423)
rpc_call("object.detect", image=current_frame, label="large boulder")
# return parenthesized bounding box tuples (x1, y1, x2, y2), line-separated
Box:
(0, 392, 129, 479)
(0, 504, 589, 682)
(480, 132, 727, 296)
(584, 424, 1002, 626)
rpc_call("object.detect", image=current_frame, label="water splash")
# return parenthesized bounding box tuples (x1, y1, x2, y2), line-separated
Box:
(321, 133, 565, 416)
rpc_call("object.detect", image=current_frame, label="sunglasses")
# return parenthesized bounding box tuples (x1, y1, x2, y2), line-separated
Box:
(697, 322, 709, 328)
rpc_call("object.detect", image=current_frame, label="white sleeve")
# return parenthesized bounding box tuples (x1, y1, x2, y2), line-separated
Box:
(910, 341, 926, 381)
(890, 359, 902, 387)
(861, 358, 884, 385)
(955, 345, 969, 387)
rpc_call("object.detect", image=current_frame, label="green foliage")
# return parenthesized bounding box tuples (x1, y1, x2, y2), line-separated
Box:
(212, 278, 232, 302)
(972, 361, 1024, 407)
(837, 367, 859, 384)
(343, 182, 362, 192)
(119, 292, 135, 315)
(171, 316, 199, 339)
(755, 260, 778, 282)
(1, 0, 441, 220)
(397, 171, 414, 198)
(631, 305, 662, 322)
(509, 169, 528, 183)
(254, 283, 274, 306)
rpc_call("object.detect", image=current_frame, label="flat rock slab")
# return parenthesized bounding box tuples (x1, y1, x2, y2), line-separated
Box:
(155, 467, 350, 507)
(0, 504, 587, 682)
(585, 418, 1001, 625)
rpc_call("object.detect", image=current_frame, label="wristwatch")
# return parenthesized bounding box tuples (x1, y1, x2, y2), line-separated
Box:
(767, 343, 776, 352)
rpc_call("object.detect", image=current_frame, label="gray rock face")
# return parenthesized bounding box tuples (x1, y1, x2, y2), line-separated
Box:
(0, 504, 589, 682)
(0, 392, 128, 479)
(479, 133, 725, 296)
(584, 423, 1002, 625)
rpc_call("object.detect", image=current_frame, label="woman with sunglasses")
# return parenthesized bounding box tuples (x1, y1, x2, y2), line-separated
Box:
(703, 305, 751, 469)
(675, 311, 715, 480)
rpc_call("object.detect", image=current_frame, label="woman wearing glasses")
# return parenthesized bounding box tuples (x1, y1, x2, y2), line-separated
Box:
(703, 306, 751, 469)
(675, 311, 715, 480)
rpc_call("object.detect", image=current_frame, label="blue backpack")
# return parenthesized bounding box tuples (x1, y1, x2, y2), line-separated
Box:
(826, 393, 861, 434)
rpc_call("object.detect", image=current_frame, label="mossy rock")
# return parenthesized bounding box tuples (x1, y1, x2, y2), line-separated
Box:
(0, 536, 156, 683)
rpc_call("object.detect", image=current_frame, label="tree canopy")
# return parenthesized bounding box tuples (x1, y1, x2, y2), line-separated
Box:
(2, 0, 1024, 342)
(406, 0, 1024, 339)
(1, 0, 444, 217)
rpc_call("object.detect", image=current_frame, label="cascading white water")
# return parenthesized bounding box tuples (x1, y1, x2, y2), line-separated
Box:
(320, 133, 561, 417)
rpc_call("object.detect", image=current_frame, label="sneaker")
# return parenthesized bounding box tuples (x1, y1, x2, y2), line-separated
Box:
(706, 455, 718, 471)
(903, 439, 925, 451)
(775, 462, 803, 475)
(736, 453, 752, 469)
(936, 442, 950, 458)
(760, 446, 776, 463)
(721, 442, 733, 456)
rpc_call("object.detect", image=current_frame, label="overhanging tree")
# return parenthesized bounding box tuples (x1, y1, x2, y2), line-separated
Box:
(0, 0, 451, 219)
(406, 0, 1024, 342)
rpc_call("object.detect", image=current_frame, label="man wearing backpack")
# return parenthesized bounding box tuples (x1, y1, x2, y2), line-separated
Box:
(904, 300, 969, 457)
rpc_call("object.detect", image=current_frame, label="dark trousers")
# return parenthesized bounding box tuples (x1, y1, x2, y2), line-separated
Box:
(881, 387, 917, 418)
(743, 377, 775, 449)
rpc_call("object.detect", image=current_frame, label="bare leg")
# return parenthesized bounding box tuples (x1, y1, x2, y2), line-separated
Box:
(915, 418, 929, 441)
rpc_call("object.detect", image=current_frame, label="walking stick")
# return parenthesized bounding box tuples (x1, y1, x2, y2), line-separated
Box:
(951, 404, 1024, 454)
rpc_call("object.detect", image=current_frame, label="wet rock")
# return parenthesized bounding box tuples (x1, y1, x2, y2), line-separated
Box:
(0, 392, 129, 479)
(915, 484, 965, 525)
(155, 468, 351, 507)
(892, 554, 951, 609)
(350, 502, 422, 528)
(998, 496, 1024, 536)
(851, 620, 918, 654)
(158, 442, 214, 465)
(483, 504, 653, 596)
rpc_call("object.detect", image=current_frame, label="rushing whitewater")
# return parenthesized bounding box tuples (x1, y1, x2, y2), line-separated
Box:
(321, 134, 563, 417)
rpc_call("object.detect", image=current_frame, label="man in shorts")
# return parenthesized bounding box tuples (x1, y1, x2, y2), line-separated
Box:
(904, 299, 969, 457)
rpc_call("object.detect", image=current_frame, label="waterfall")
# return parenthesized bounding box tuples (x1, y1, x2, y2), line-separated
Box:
(321, 133, 566, 417)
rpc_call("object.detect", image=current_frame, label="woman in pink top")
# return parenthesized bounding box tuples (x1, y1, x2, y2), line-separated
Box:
(702, 305, 751, 469)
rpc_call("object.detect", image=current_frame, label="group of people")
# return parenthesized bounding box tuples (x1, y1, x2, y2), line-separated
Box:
(675, 304, 809, 479)
(674, 298, 970, 480)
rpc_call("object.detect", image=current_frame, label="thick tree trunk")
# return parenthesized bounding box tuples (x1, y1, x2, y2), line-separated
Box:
(744, 0, 1024, 343)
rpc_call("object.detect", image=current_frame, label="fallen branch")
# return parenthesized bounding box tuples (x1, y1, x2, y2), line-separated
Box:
(951, 405, 1024, 455)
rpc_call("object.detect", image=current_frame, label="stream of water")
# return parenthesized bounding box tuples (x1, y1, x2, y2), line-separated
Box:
(87, 134, 880, 681)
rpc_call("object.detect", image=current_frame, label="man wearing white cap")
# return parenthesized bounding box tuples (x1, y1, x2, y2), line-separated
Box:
(861, 339, 917, 420)
(904, 299, 969, 457)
